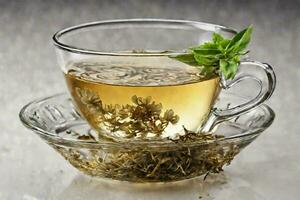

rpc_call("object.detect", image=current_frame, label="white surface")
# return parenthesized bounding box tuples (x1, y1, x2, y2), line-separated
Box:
(0, 1, 300, 199)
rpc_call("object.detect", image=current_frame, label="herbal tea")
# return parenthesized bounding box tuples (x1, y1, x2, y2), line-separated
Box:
(64, 58, 220, 139)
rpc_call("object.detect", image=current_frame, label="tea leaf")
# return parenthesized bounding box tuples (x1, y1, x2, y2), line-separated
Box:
(169, 53, 198, 66)
(212, 32, 224, 44)
(226, 25, 253, 54)
(171, 25, 253, 79)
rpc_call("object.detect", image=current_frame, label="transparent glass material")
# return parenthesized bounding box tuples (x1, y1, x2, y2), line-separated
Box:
(53, 19, 276, 137)
(19, 93, 275, 182)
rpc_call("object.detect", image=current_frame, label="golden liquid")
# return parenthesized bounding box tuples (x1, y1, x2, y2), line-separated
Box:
(64, 58, 220, 138)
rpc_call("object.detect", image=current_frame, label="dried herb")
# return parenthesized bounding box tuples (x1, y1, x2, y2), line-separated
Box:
(171, 126, 225, 143)
(54, 133, 239, 182)
(76, 87, 179, 139)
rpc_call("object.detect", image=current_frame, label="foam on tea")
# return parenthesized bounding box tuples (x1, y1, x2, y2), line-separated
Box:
(64, 57, 220, 139)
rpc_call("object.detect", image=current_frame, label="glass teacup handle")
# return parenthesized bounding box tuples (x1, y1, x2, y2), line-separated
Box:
(201, 60, 276, 133)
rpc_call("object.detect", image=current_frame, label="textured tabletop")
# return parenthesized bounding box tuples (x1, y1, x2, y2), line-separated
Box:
(0, 0, 299, 199)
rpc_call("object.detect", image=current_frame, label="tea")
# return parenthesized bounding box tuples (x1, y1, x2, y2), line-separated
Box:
(64, 58, 220, 139)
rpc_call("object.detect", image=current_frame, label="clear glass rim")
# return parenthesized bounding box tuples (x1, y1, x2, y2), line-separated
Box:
(52, 19, 237, 56)
(19, 93, 275, 148)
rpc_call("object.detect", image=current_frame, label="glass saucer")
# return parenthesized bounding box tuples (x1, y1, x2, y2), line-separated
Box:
(19, 93, 274, 182)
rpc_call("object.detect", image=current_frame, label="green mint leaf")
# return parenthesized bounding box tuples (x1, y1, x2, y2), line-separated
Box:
(170, 25, 253, 80)
(219, 59, 230, 78)
(192, 49, 222, 55)
(194, 54, 217, 66)
(170, 54, 198, 66)
(227, 59, 239, 79)
(190, 42, 219, 51)
(220, 59, 239, 79)
(212, 33, 232, 51)
(212, 33, 224, 44)
(232, 55, 240, 63)
(219, 39, 231, 50)
(226, 25, 253, 54)
(201, 65, 217, 77)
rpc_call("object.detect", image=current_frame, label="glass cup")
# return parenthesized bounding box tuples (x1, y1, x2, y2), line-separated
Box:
(52, 19, 276, 140)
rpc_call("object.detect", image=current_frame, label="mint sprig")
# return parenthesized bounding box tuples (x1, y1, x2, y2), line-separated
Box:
(171, 25, 253, 79)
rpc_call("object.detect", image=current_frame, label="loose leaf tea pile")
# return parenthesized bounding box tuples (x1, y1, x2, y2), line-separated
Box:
(55, 131, 239, 182)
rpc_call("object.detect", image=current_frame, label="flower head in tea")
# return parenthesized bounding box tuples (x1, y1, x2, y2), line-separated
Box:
(75, 87, 179, 139)
(75, 87, 103, 114)
(171, 25, 253, 79)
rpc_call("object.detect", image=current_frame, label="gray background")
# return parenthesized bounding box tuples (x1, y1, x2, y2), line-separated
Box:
(0, 0, 299, 199)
